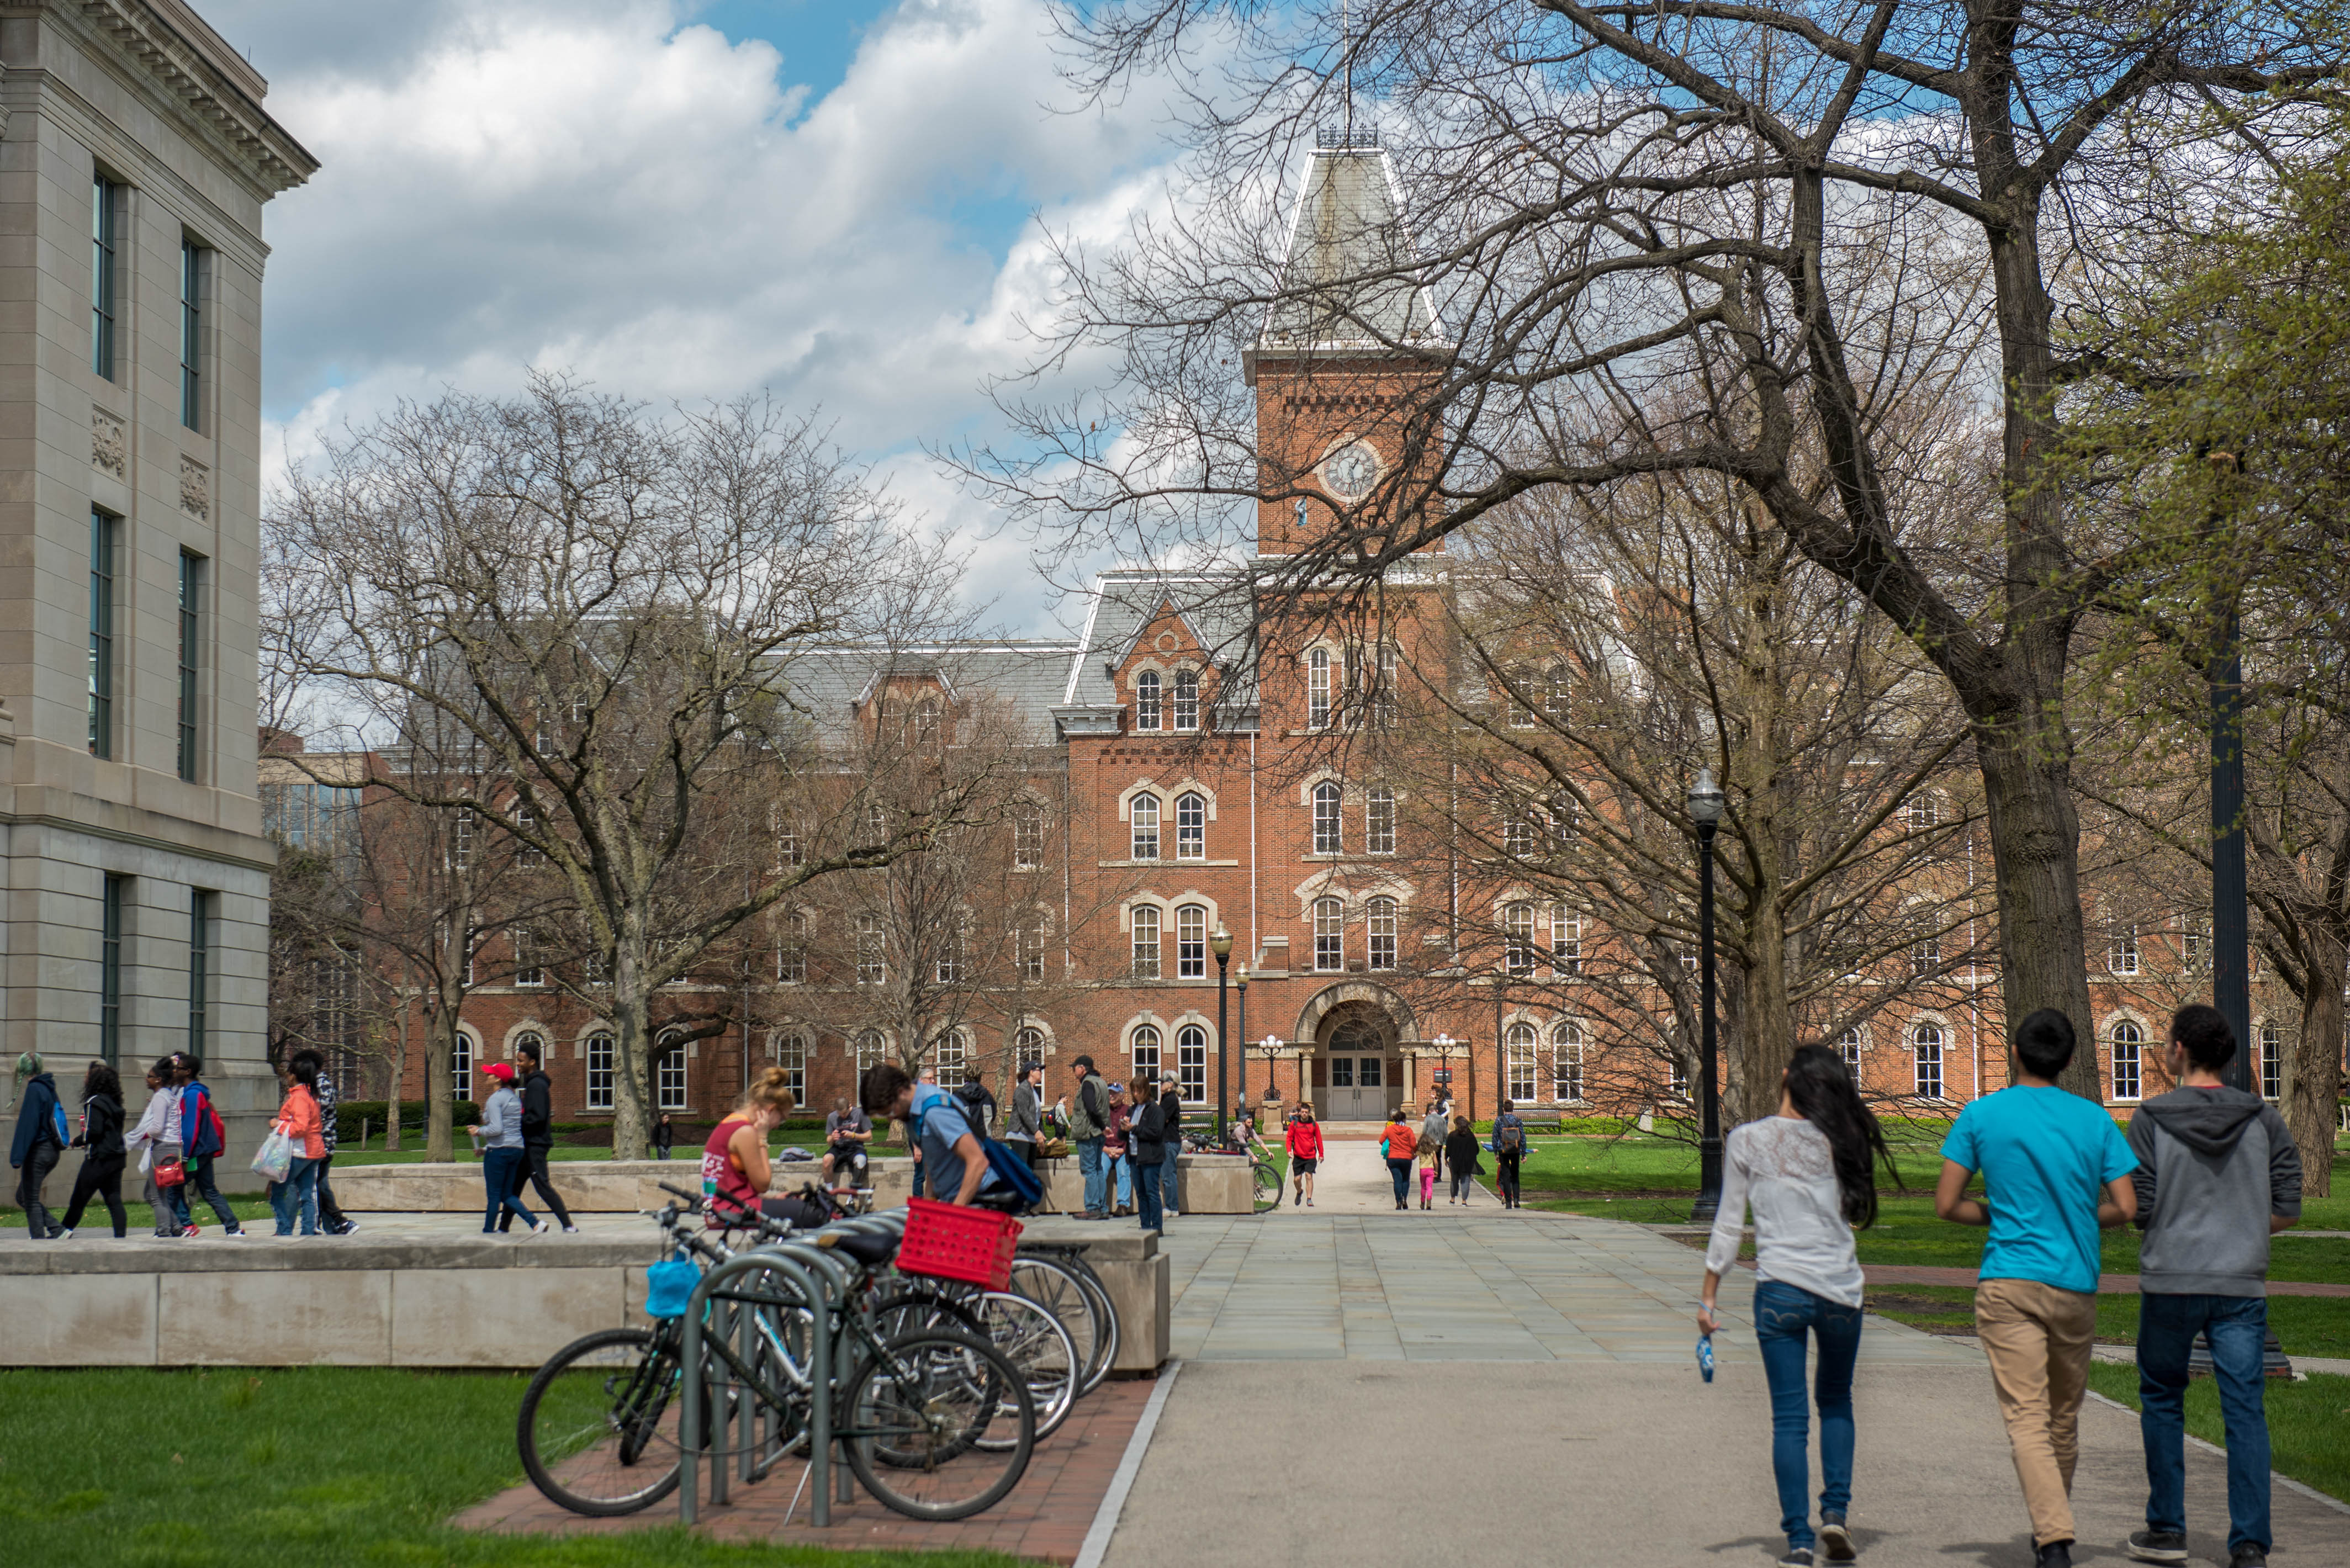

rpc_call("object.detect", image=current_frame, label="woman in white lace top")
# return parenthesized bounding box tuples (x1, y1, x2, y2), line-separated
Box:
(1698, 1043, 1897, 1568)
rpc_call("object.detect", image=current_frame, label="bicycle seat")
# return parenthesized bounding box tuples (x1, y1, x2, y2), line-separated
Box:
(816, 1228, 898, 1269)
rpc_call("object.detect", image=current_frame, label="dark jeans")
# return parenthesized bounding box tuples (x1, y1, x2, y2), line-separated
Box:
(1136, 1156, 1165, 1231)
(1449, 1169, 1475, 1201)
(481, 1146, 535, 1231)
(1161, 1138, 1181, 1212)
(314, 1152, 348, 1228)
(1077, 1136, 1105, 1214)
(1753, 1279, 1864, 1553)
(497, 1143, 573, 1230)
(1386, 1157, 1413, 1205)
(269, 1156, 321, 1236)
(1496, 1152, 1522, 1204)
(14, 1139, 61, 1237)
(177, 1152, 242, 1231)
(2139, 1292, 2271, 1553)
(62, 1154, 128, 1236)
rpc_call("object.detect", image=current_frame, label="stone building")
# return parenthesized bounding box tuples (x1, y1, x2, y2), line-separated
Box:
(0, 1, 313, 1153)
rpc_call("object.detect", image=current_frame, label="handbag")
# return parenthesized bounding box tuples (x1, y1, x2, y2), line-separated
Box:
(152, 1156, 187, 1188)
(643, 1256, 703, 1319)
(250, 1126, 295, 1184)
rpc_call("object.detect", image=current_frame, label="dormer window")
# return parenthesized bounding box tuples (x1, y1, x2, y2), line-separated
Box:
(1172, 668, 1199, 732)
(1136, 670, 1162, 731)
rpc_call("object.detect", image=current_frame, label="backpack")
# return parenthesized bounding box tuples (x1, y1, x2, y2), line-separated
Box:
(182, 1084, 226, 1161)
(1495, 1116, 1525, 1156)
(1386, 1122, 1417, 1159)
(50, 1097, 68, 1148)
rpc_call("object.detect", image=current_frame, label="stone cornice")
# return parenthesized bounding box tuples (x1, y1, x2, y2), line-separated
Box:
(68, 0, 317, 194)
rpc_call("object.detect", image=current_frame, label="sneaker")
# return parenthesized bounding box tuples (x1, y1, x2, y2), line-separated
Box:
(180, 1225, 202, 1239)
(2126, 1530, 2187, 1564)
(227, 1228, 249, 1237)
(338, 1220, 359, 1235)
(2035, 1543, 2073, 1568)
(1819, 1513, 1855, 1562)
(1306, 1198, 1314, 1206)
(2229, 1548, 2267, 1568)
(561, 1225, 580, 1233)
(1779, 1550, 1815, 1568)
(54, 1228, 73, 1241)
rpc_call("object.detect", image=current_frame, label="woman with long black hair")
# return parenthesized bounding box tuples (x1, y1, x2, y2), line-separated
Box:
(1699, 1043, 1898, 1568)
(57, 1060, 127, 1238)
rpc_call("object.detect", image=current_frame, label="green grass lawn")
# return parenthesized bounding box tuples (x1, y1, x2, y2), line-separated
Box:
(0, 1366, 1030, 1568)
(2084, 1364, 2350, 1508)
(1859, 1283, 2350, 1362)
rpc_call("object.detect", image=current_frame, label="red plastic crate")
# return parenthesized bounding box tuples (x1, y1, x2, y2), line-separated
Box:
(897, 1196, 1024, 1290)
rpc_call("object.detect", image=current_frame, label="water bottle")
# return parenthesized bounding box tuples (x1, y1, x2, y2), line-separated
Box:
(1696, 1328, 1716, 1383)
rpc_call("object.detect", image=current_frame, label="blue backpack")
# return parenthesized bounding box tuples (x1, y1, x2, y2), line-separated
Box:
(911, 1090, 1045, 1210)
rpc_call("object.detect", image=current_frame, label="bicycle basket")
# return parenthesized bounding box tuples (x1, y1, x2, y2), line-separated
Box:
(896, 1196, 1023, 1290)
(643, 1256, 703, 1319)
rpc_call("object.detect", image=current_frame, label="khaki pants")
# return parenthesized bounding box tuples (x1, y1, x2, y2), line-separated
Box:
(1975, 1276, 2098, 1546)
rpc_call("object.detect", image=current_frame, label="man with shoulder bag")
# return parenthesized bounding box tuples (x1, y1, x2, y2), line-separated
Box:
(1067, 1056, 1109, 1219)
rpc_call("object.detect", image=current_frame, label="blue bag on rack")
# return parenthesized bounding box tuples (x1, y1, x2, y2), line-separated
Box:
(643, 1254, 702, 1319)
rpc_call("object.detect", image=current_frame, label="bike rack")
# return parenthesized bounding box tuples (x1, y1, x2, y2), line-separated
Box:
(680, 1244, 834, 1527)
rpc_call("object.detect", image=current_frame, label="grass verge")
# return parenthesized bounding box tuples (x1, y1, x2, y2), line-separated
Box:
(2083, 1363, 2350, 1510)
(1861, 1285, 2350, 1362)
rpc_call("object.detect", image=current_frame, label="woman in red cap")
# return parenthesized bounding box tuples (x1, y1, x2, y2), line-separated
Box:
(469, 1061, 542, 1234)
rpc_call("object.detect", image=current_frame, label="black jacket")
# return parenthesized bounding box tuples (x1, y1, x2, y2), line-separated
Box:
(77, 1092, 125, 1162)
(1444, 1127, 1483, 1175)
(9, 1072, 62, 1168)
(1132, 1098, 1166, 1153)
(1157, 1089, 1183, 1149)
(520, 1071, 555, 1148)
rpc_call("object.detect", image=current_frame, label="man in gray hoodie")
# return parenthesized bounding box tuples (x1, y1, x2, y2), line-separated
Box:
(2122, 1004, 2301, 1568)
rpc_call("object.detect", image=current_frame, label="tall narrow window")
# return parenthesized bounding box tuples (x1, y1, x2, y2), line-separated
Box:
(1131, 905, 1162, 979)
(1017, 912, 1047, 982)
(177, 553, 204, 781)
(935, 910, 967, 984)
(179, 239, 205, 428)
(1177, 1024, 1208, 1104)
(1837, 1027, 1864, 1072)
(188, 889, 213, 1055)
(933, 1030, 968, 1090)
(91, 176, 119, 378)
(1913, 1023, 1945, 1099)
(1507, 672, 1535, 728)
(512, 928, 543, 988)
(1506, 1023, 1538, 1103)
(100, 874, 127, 1064)
(1312, 781, 1342, 854)
(2110, 1019, 2142, 1101)
(773, 1031, 807, 1105)
(776, 820, 803, 866)
(1367, 897, 1397, 971)
(1177, 904, 1207, 978)
(1176, 792, 1206, 859)
(1505, 902, 1536, 976)
(1308, 648, 1331, 728)
(855, 913, 886, 984)
(1553, 1021, 1585, 1102)
(88, 510, 117, 757)
(1135, 670, 1161, 730)
(1013, 804, 1044, 870)
(656, 1032, 690, 1110)
(1376, 643, 1398, 729)
(450, 809, 475, 871)
(1130, 1024, 1162, 1081)
(449, 1031, 477, 1099)
(1909, 933, 1940, 976)
(1366, 786, 1396, 854)
(1546, 662, 1571, 721)
(2108, 924, 2140, 976)
(1552, 906, 1582, 974)
(1131, 792, 1161, 859)
(1313, 897, 1345, 971)
(1172, 668, 1199, 730)
(1502, 809, 1536, 860)
(586, 1031, 615, 1110)
(2259, 1021, 2282, 1099)
(777, 911, 808, 983)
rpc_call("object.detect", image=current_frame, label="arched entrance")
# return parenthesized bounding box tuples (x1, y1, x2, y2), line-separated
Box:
(1296, 984, 1414, 1123)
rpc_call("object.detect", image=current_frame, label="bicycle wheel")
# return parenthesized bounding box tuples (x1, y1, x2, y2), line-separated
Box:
(517, 1326, 686, 1516)
(841, 1331, 1034, 1521)
(1008, 1256, 1104, 1395)
(967, 1289, 1077, 1449)
(1252, 1160, 1281, 1212)
(1054, 1252, 1120, 1395)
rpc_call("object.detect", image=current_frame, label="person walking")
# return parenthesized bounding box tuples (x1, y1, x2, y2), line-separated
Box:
(469, 1062, 541, 1235)
(1444, 1114, 1482, 1204)
(123, 1060, 185, 1237)
(290, 1050, 355, 1236)
(1103, 1084, 1134, 1216)
(500, 1040, 574, 1234)
(652, 1112, 676, 1161)
(267, 1056, 330, 1238)
(1701, 1044, 1899, 1568)
(1157, 1074, 1184, 1216)
(1380, 1110, 1418, 1211)
(9, 1053, 68, 1239)
(57, 1060, 128, 1239)
(1938, 1009, 2138, 1568)
(1492, 1099, 1528, 1208)
(1287, 1100, 1324, 1207)
(1067, 1056, 1110, 1219)
(1416, 1104, 1442, 1210)
(171, 1053, 243, 1235)
(1005, 1061, 1044, 1175)
(2123, 1004, 2302, 1568)
(1132, 1074, 1168, 1231)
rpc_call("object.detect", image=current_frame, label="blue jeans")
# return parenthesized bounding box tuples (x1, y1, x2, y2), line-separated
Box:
(1078, 1136, 1107, 1215)
(269, 1156, 321, 1236)
(1137, 1157, 1164, 1231)
(480, 1147, 536, 1231)
(1753, 1279, 1863, 1553)
(179, 1153, 241, 1231)
(1161, 1140, 1181, 1212)
(1113, 1153, 1133, 1209)
(2139, 1292, 2271, 1554)
(1386, 1158, 1412, 1204)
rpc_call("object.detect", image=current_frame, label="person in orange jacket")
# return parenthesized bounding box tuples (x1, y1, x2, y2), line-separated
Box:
(1286, 1101, 1325, 1207)
(1379, 1111, 1418, 1211)
(267, 1056, 329, 1237)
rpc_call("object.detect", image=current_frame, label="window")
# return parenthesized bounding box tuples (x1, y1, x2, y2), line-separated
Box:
(1176, 792, 1206, 859)
(100, 874, 126, 1064)
(513, 803, 541, 866)
(451, 809, 476, 871)
(777, 821, 803, 867)
(1173, 668, 1199, 730)
(1552, 906, 1582, 974)
(586, 1031, 615, 1110)
(2108, 924, 2140, 976)
(1907, 793, 1938, 831)
(1131, 904, 1161, 979)
(91, 175, 119, 377)
(2181, 920, 2210, 971)
(177, 553, 204, 781)
(585, 952, 609, 986)
(1837, 1027, 1864, 1072)
(1308, 648, 1331, 728)
(1312, 781, 1342, 854)
(777, 911, 808, 983)
(1668, 1053, 1689, 1098)
(260, 782, 362, 850)
(1502, 809, 1536, 860)
(2110, 1019, 2143, 1101)
(1909, 933, 1939, 976)
(1368, 897, 1397, 971)
(936, 912, 966, 984)
(1553, 1021, 1585, 1102)
(1016, 912, 1047, 983)
(774, 1031, 807, 1105)
(1135, 670, 1161, 731)
(512, 928, 543, 988)
(2260, 1021, 2283, 1100)
(1366, 786, 1396, 855)
(1177, 904, 1207, 978)
(1507, 673, 1535, 728)
(1131, 792, 1160, 860)
(185, 888, 212, 1057)
(452, 1031, 475, 1099)
(1376, 643, 1399, 729)
(1913, 1023, 1945, 1099)
(855, 913, 885, 984)
(933, 1030, 967, 1090)
(88, 509, 117, 757)
(1545, 662, 1571, 721)
(1177, 1024, 1208, 1104)
(1015, 1025, 1046, 1063)
(656, 1033, 689, 1111)
(1549, 798, 1581, 846)
(1505, 902, 1536, 977)
(1313, 897, 1345, 971)
(864, 801, 887, 841)
(855, 1031, 890, 1076)
(1130, 1024, 1162, 1081)
(1013, 804, 1044, 871)
(1506, 1023, 1538, 1103)
(179, 238, 205, 428)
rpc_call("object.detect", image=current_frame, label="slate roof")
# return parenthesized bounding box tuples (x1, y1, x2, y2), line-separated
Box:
(1251, 144, 1444, 370)
(775, 641, 1078, 743)
(1060, 567, 1259, 728)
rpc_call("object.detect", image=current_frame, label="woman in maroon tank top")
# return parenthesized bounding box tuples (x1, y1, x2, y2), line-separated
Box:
(700, 1067, 806, 1222)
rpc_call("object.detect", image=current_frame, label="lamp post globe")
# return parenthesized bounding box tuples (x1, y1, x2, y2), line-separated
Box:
(1687, 770, 1726, 1225)
(1211, 926, 1234, 1141)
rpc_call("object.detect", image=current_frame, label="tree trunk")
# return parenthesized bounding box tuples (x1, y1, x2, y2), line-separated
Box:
(384, 1004, 405, 1152)
(2285, 925, 2344, 1198)
(1975, 722, 2099, 1099)
(426, 1007, 455, 1162)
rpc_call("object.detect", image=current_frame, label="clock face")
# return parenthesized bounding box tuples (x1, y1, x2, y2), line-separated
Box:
(1320, 439, 1380, 502)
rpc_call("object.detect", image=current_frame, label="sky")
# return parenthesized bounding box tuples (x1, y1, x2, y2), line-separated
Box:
(197, 0, 1203, 635)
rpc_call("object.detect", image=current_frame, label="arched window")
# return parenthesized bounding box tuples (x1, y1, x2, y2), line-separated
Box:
(1131, 792, 1161, 860)
(1015, 1025, 1046, 1064)
(1836, 1026, 1864, 1072)
(2259, 1020, 2283, 1100)
(1367, 897, 1397, 971)
(1366, 785, 1396, 854)
(933, 1030, 968, 1090)
(1553, 1021, 1585, 1103)
(1505, 1022, 1538, 1103)
(1176, 791, 1207, 859)
(1308, 648, 1332, 728)
(1130, 1024, 1162, 1080)
(1312, 781, 1342, 854)
(1177, 904, 1208, 978)
(2110, 1019, 2143, 1102)
(1312, 897, 1345, 971)
(656, 1029, 689, 1110)
(1504, 903, 1536, 976)
(1135, 670, 1161, 731)
(1173, 668, 1200, 732)
(1131, 905, 1161, 979)
(854, 1030, 889, 1075)
(1913, 1023, 1945, 1099)
(1176, 1024, 1208, 1104)
(585, 1030, 615, 1111)
(513, 1030, 544, 1069)
(451, 1030, 475, 1099)
(772, 1030, 807, 1105)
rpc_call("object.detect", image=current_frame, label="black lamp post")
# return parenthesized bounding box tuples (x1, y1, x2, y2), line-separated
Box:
(1235, 961, 1250, 1116)
(1689, 769, 1727, 1225)
(1213, 925, 1235, 1142)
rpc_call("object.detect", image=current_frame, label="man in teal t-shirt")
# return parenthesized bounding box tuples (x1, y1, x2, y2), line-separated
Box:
(1937, 1009, 2137, 1568)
